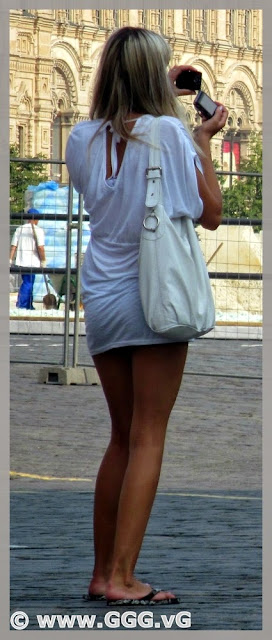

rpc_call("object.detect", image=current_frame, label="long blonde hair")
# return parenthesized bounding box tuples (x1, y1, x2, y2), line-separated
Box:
(90, 26, 196, 145)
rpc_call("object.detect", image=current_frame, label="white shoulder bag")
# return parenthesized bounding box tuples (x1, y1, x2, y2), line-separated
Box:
(138, 117, 215, 341)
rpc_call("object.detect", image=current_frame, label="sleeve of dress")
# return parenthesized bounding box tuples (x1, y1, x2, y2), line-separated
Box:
(160, 118, 204, 222)
(65, 124, 85, 194)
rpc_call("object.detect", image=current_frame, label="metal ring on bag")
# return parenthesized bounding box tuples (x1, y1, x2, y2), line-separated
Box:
(143, 214, 160, 232)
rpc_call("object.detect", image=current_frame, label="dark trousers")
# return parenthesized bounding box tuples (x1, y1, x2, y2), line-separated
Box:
(16, 273, 35, 309)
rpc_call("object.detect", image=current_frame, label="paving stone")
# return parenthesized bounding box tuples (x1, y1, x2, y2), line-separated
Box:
(10, 491, 261, 630)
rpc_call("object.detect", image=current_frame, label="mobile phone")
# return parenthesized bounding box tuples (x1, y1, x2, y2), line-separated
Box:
(175, 69, 202, 91)
(193, 90, 217, 119)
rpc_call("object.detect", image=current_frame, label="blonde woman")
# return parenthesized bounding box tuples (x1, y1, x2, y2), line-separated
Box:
(66, 26, 227, 606)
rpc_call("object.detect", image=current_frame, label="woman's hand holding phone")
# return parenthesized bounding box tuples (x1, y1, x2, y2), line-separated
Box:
(194, 102, 228, 141)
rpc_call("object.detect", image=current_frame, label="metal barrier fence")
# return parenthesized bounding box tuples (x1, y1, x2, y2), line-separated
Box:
(10, 157, 262, 367)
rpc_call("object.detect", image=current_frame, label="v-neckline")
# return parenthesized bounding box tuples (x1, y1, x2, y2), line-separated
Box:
(104, 116, 144, 182)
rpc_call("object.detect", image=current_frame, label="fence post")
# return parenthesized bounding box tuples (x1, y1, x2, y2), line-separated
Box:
(72, 193, 83, 368)
(63, 177, 74, 368)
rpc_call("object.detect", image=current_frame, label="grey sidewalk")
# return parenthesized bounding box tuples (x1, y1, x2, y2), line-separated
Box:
(10, 338, 262, 630)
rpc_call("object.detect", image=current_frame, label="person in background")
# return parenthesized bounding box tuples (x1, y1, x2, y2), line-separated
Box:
(9, 208, 46, 310)
(65, 27, 228, 606)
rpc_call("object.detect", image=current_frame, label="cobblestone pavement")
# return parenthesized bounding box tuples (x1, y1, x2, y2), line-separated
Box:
(10, 338, 262, 630)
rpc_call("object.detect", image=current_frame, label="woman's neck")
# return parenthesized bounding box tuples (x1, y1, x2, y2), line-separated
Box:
(125, 111, 144, 121)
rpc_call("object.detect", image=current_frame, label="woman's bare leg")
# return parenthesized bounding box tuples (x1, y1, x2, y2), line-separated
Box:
(106, 342, 188, 601)
(88, 348, 134, 596)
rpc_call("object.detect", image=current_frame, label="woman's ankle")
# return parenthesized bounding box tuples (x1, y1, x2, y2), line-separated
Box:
(106, 571, 133, 592)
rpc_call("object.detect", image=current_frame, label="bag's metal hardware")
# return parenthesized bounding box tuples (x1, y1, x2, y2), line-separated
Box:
(143, 213, 160, 232)
(145, 166, 162, 177)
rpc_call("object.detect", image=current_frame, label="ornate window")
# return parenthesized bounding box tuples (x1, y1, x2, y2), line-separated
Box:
(138, 10, 145, 28)
(245, 10, 252, 47)
(164, 10, 174, 36)
(182, 10, 190, 38)
(64, 10, 80, 24)
(113, 10, 119, 28)
(94, 11, 100, 26)
(227, 10, 247, 47)
(18, 125, 25, 156)
(157, 10, 163, 32)
(206, 10, 216, 43)
(251, 10, 260, 48)
(190, 10, 206, 41)
(237, 10, 246, 47)
(120, 10, 129, 27)
(65, 10, 73, 23)
(150, 10, 162, 33)
(95, 10, 114, 30)
(189, 10, 196, 40)
(226, 10, 235, 43)
(202, 10, 207, 41)
(98, 11, 106, 29)
(195, 10, 206, 41)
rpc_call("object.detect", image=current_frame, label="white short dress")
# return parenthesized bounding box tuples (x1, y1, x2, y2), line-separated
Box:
(65, 114, 203, 356)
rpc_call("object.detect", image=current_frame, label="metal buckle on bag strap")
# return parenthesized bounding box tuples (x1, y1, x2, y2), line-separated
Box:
(145, 166, 162, 179)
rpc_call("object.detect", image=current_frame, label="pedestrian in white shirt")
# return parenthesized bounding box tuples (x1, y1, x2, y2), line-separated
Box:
(10, 208, 46, 309)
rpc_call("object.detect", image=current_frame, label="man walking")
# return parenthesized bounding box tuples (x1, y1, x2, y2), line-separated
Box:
(9, 208, 46, 310)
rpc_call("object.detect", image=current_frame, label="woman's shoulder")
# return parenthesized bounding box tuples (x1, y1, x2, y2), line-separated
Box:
(159, 115, 187, 134)
(136, 115, 188, 142)
(158, 116, 195, 151)
(69, 119, 103, 139)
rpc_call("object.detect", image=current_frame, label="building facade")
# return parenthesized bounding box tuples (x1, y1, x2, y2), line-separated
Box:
(10, 9, 262, 183)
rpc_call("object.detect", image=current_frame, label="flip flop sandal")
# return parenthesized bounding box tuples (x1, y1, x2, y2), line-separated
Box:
(107, 588, 180, 606)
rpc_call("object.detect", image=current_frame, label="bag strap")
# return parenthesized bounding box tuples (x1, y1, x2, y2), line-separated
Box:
(30, 222, 41, 261)
(145, 117, 162, 210)
(31, 222, 49, 293)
